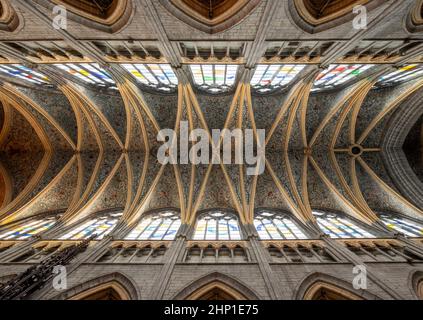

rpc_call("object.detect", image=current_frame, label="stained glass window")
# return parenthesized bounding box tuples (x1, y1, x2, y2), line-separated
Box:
(59, 212, 122, 240)
(251, 64, 305, 93)
(254, 211, 308, 240)
(379, 214, 423, 237)
(313, 211, 375, 239)
(193, 211, 242, 240)
(378, 64, 423, 86)
(313, 64, 375, 91)
(122, 63, 178, 92)
(0, 64, 50, 85)
(0, 216, 57, 240)
(54, 63, 116, 88)
(189, 64, 238, 93)
(125, 211, 181, 240)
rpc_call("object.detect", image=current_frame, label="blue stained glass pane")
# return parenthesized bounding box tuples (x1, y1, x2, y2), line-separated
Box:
(163, 220, 181, 240)
(0, 218, 56, 240)
(228, 219, 241, 240)
(138, 219, 161, 240)
(254, 212, 309, 240)
(218, 220, 229, 240)
(193, 219, 207, 240)
(314, 212, 375, 239)
(192, 212, 241, 240)
(151, 219, 171, 239)
(381, 216, 423, 237)
(205, 219, 217, 240)
(59, 214, 120, 240)
(0, 64, 50, 85)
(254, 220, 270, 240)
(125, 212, 181, 240)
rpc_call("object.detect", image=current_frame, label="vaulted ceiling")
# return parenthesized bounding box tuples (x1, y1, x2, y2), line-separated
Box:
(0, 65, 421, 232)
(0, 0, 421, 234)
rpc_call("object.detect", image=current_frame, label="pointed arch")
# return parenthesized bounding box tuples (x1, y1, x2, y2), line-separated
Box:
(418, 281, 423, 300)
(0, 0, 20, 32)
(294, 272, 382, 300)
(382, 92, 423, 210)
(304, 282, 364, 300)
(69, 282, 129, 300)
(172, 272, 260, 300)
(53, 272, 139, 300)
(160, 0, 262, 34)
(409, 270, 423, 300)
(406, 0, 423, 33)
(288, 0, 385, 34)
(33, 0, 133, 33)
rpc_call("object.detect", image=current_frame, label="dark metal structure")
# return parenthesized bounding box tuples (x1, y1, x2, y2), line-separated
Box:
(0, 236, 93, 300)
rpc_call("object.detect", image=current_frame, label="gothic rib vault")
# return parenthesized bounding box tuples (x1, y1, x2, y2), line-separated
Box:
(1, 64, 422, 233)
(0, 0, 422, 300)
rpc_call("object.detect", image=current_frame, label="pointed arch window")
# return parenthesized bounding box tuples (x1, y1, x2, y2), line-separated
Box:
(54, 63, 116, 88)
(313, 211, 375, 238)
(125, 211, 181, 241)
(0, 216, 57, 240)
(0, 64, 50, 85)
(254, 211, 308, 240)
(59, 212, 122, 240)
(190, 64, 238, 93)
(378, 64, 423, 87)
(122, 64, 178, 92)
(251, 64, 305, 93)
(193, 211, 242, 240)
(379, 214, 423, 238)
(313, 64, 374, 91)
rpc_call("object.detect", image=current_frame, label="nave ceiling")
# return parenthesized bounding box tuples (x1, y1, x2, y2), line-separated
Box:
(0, 0, 421, 237)
(0, 65, 422, 234)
